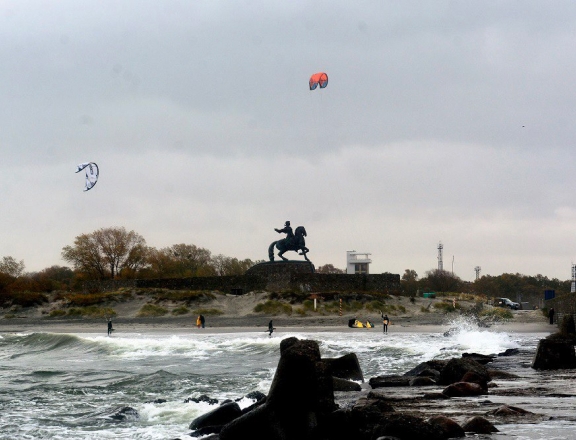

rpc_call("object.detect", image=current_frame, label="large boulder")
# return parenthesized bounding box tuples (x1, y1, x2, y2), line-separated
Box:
(372, 413, 446, 440)
(323, 352, 364, 382)
(462, 416, 498, 433)
(219, 337, 337, 440)
(438, 358, 490, 385)
(461, 352, 495, 365)
(442, 381, 485, 397)
(369, 375, 411, 388)
(403, 360, 447, 378)
(532, 339, 576, 370)
(189, 401, 242, 430)
(428, 415, 465, 438)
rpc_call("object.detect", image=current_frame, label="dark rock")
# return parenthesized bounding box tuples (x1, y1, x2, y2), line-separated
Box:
(109, 406, 139, 421)
(369, 375, 411, 388)
(403, 360, 447, 377)
(372, 413, 445, 440)
(243, 391, 266, 402)
(321, 408, 355, 440)
(559, 314, 576, 336)
(219, 338, 337, 440)
(462, 416, 499, 433)
(442, 382, 485, 397)
(185, 394, 218, 405)
(462, 352, 495, 365)
(490, 404, 533, 416)
(323, 352, 364, 382)
(145, 398, 166, 404)
(461, 371, 488, 392)
(409, 376, 436, 386)
(532, 339, 576, 370)
(498, 348, 519, 356)
(488, 369, 519, 379)
(428, 415, 466, 438)
(351, 396, 394, 423)
(189, 402, 241, 430)
(438, 357, 490, 385)
(188, 425, 221, 437)
(333, 376, 361, 391)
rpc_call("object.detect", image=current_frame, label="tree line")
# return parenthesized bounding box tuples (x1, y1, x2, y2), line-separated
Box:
(0, 226, 571, 299)
(401, 268, 570, 302)
(0, 227, 259, 293)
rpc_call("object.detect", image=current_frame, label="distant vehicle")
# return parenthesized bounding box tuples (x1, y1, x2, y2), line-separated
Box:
(496, 298, 520, 310)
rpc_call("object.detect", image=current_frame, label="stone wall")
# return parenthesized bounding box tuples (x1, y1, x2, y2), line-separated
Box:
(83, 275, 266, 295)
(83, 266, 401, 295)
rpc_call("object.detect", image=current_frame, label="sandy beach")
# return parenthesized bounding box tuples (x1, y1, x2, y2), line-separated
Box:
(0, 316, 554, 335)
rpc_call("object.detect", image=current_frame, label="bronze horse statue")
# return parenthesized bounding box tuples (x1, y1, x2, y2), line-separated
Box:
(268, 226, 310, 262)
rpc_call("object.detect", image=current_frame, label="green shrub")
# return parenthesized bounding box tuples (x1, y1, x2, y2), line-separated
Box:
(302, 300, 315, 311)
(152, 290, 216, 302)
(420, 306, 430, 313)
(253, 300, 293, 315)
(48, 309, 67, 318)
(365, 300, 386, 312)
(172, 306, 190, 316)
(3, 313, 16, 319)
(64, 291, 132, 307)
(137, 304, 168, 317)
(480, 307, 513, 321)
(397, 305, 406, 313)
(0, 291, 48, 308)
(67, 306, 116, 318)
(433, 301, 461, 313)
(192, 308, 223, 316)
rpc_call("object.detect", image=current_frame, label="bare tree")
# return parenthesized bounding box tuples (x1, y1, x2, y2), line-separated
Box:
(316, 264, 345, 274)
(62, 227, 148, 279)
(147, 244, 214, 278)
(0, 256, 25, 277)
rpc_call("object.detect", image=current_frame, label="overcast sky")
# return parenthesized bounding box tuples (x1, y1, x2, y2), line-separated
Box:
(2, 1, 576, 281)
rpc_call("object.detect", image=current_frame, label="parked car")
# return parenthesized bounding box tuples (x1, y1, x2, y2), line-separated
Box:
(496, 298, 520, 310)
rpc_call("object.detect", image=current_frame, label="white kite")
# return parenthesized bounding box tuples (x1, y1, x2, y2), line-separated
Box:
(75, 162, 99, 191)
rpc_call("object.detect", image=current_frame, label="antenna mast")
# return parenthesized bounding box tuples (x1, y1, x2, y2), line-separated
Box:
(437, 242, 443, 272)
(474, 266, 481, 280)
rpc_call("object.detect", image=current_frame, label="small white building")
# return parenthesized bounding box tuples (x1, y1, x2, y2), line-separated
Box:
(346, 251, 372, 274)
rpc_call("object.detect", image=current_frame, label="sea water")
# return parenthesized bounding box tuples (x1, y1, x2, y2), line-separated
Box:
(0, 323, 558, 439)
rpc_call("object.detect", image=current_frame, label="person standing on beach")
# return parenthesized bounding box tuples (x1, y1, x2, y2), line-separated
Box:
(549, 308, 555, 325)
(196, 315, 201, 328)
(268, 320, 274, 336)
(381, 312, 389, 333)
(107, 318, 113, 336)
(200, 314, 205, 328)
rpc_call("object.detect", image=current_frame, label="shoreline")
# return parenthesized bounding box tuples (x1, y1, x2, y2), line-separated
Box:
(0, 318, 554, 335)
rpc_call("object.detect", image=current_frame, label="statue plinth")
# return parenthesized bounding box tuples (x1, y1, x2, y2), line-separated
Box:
(246, 261, 315, 291)
(246, 260, 315, 276)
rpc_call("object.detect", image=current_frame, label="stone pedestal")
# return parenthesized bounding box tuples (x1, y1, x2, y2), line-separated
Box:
(245, 261, 315, 291)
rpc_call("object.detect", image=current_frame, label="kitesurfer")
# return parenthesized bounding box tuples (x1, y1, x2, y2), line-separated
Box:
(268, 320, 274, 336)
(381, 312, 389, 333)
(107, 318, 113, 336)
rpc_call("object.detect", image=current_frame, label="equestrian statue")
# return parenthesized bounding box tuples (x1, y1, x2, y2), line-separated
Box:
(268, 221, 310, 262)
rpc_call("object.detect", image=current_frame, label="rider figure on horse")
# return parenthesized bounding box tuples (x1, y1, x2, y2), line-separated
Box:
(274, 221, 295, 247)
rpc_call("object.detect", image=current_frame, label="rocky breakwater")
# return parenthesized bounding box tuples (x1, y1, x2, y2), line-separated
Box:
(532, 314, 576, 370)
(185, 336, 554, 440)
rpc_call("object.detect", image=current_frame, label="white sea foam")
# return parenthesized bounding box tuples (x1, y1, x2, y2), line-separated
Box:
(0, 328, 548, 439)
